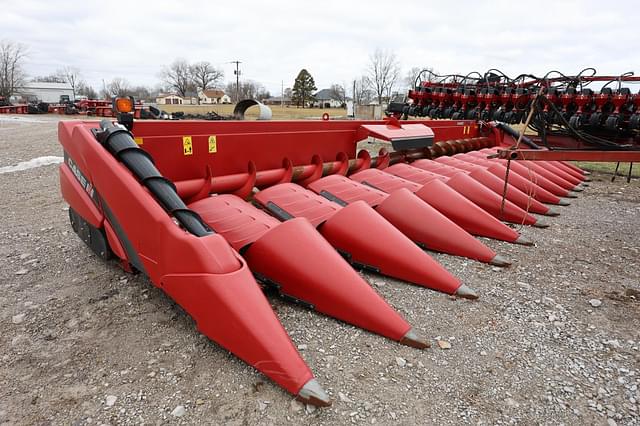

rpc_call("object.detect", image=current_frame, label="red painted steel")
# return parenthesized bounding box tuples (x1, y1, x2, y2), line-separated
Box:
(482, 146, 585, 183)
(549, 162, 587, 181)
(59, 164, 104, 228)
(398, 71, 640, 154)
(533, 161, 583, 185)
(253, 183, 467, 297)
(59, 117, 583, 402)
(496, 148, 640, 163)
(409, 160, 547, 227)
(432, 156, 556, 215)
(130, 119, 477, 182)
(516, 160, 578, 190)
(188, 194, 421, 346)
(480, 148, 577, 191)
(308, 174, 388, 207)
(560, 161, 588, 174)
(450, 153, 566, 204)
(375, 188, 505, 265)
(58, 121, 320, 402)
(359, 121, 434, 145)
(359, 166, 526, 244)
(307, 175, 503, 265)
(466, 150, 573, 197)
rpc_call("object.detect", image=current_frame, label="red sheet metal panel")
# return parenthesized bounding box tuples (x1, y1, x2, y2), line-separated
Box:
(188, 194, 280, 251)
(307, 175, 388, 207)
(254, 183, 341, 227)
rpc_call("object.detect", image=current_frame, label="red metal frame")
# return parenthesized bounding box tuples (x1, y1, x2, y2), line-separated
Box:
(60, 116, 627, 405)
(496, 148, 640, 162)
(60, 118, 476, 404)
(399, 70, 640, 151)
(130, 119, 480, 185)
(58, 120, 322, 402)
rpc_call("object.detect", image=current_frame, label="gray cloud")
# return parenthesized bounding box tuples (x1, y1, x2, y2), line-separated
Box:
(1, 0, 638, 94)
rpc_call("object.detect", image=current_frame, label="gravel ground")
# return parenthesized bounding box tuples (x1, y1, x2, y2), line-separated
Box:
(0, 115, 639, 425)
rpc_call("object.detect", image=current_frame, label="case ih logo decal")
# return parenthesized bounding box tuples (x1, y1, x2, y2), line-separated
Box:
(66, 154, 95, 199)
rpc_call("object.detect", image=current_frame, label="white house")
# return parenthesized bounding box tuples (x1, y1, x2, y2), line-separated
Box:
(18, 82, 74, 103)
(155, 93, 184, 105)
(155, 93, 198, 105)
(313, 89, 344, 108)
(199, 89, 231, 104)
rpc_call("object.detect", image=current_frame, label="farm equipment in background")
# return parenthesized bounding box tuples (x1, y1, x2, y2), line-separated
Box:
(0, 93, 271, 122)
(58, 97, 592, 405)
(387, 68, 640, 165)
(26, 102, 49, 114)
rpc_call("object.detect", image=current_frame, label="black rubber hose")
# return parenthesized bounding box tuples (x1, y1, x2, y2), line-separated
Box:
(495, 122, 541, 149)
(96, 120, 213, 237)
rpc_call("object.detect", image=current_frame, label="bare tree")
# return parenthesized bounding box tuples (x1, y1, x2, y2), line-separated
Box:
(129, 85, 152, 102)
(0, 40, 27, 99)
(32, 74, 66, 83)
(58, 66, 83, 100)
(225, 80, 265, 100)
(404, 66, 438, 91)
(365, 48, 400, 105)
(404, 67, 421, 91)
(328, 83, 346, 104)
(354, 75, 373, 105)
(257, 88, 270, 101)
(77, 82, 98, 99)
(161, 59, 193, 97)
(190, 61, 223, 104)
(103, 77, 131, 97)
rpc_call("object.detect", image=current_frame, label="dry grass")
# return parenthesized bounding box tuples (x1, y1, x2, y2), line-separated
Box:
(573, 161, 640, 178)
(157, 103, 347, 120)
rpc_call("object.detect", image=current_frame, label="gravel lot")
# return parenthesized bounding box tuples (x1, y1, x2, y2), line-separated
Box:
(1, 115, 639, 425)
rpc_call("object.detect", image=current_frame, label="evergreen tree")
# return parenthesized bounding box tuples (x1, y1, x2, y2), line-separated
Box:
(292, 69, 317, 108)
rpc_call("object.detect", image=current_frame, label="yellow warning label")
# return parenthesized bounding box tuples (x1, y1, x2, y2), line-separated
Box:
(134, 137, 143, 145)
(182, 136, 193, 156)
(208, 135, 217, 153)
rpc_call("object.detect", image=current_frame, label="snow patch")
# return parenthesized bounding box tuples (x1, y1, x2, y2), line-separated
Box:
(0, 156, 64, 174)
(0, 116, 48, 124)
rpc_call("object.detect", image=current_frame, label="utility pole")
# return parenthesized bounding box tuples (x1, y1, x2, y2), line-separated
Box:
(353, 79, 357, 118)
(281, 80, 284, 108)
(230, 60, 242, 103)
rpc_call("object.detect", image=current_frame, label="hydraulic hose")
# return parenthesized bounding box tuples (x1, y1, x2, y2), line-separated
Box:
(95, 120, 213, 237)
(495, 122, 541, 149)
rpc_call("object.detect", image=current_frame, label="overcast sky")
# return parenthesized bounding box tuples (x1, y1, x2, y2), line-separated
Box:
(2, 0, 638, 95)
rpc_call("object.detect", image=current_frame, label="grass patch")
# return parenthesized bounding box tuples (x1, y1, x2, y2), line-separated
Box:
(573, 161, 640, 178)
(156, 103, 347, 120)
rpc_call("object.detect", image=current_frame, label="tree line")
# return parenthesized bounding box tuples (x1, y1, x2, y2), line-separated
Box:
(289, 49, 432, 107)
(1, 39, 432, 106)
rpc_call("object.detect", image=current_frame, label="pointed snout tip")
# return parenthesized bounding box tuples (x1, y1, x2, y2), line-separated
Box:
(297, 379, 332, 407)
(515, 234, 534, 246)
(489, 254, 512, 267)
(455, 284, 479, 300)
(533, 218, 550, 228)
(399, 328, 430, 349)
(544, 206, 561, 217)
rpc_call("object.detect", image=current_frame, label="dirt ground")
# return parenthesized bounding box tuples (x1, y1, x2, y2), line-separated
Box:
(0, 115, 639, 425)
